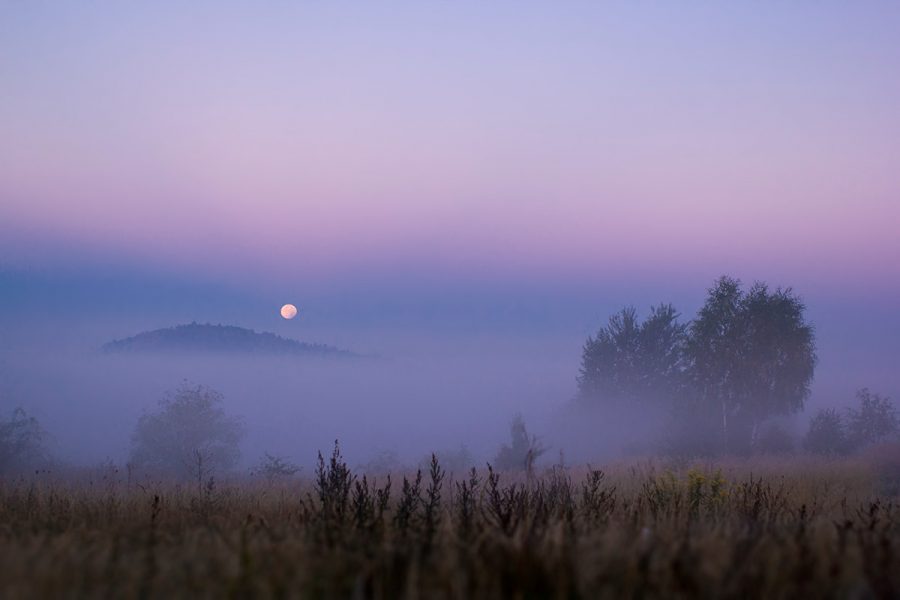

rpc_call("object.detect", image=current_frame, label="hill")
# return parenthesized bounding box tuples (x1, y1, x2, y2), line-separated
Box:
(101, 323, 356, 357)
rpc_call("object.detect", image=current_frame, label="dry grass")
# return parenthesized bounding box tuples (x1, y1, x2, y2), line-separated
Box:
(0, 450, 897, 599)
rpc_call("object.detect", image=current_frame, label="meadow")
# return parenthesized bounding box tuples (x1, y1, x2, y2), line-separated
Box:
(1, 448, 897, 599)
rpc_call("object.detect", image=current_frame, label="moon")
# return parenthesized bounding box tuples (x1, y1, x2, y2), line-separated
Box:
(280, 304, 298, 319)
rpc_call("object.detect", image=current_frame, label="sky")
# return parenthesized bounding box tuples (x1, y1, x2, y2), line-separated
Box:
(1, 2, 899, 460)
(2, 2, 899, 288)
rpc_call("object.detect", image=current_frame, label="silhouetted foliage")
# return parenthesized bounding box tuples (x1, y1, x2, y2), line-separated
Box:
(313, 441, 354, 529)
(254, 452, 301, 482)
(2, 455, 899, 597)
(846, 388, 898, 449)
(577, 304, 687, 404)
(577, 276, 816, 455)
(0, 407, 46, 475)
(803, 408, 849, 455)
(802, 389, 896, 456)
(130, 382, 245, 480)
(494, 414, 547, 471)
(687, 276, 816, 452)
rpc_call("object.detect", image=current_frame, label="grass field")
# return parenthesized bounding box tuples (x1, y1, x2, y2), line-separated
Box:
(1, 448, 898, 599)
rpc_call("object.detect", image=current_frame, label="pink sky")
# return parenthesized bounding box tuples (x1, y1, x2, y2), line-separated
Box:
(2, 2, 899, 295)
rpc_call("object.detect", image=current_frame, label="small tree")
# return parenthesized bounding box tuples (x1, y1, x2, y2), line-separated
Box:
(254, 452, 301, 483)
(130, 382, 245, 483)
(0, 408, 46, 475)
(803, 408, 848, 455)
(494, 415, 546, 472)
(846, 388, 898, 449)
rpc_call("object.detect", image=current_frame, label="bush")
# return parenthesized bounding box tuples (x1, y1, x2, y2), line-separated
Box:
(803, 408, 849, 455)
(253, 453, 301, 482)
(0, 407, 46, 476)
(130, 381, 245, 482)
(494, 415, 546, 471)
(846, 388, 898, 449)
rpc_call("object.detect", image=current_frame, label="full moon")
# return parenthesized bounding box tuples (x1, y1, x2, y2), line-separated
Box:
(280, 304, 298, 319)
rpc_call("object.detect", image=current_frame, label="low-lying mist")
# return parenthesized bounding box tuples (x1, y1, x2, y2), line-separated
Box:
(0, 322, 584, 471)
(1, 289, 897, 478)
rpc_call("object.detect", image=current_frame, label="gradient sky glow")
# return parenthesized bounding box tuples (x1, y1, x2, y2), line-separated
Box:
(2, 2, 899, 297)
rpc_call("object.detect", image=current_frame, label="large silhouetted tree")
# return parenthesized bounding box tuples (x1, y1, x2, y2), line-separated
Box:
(577, 304, 687, 405)
(687, 277, 816, 452)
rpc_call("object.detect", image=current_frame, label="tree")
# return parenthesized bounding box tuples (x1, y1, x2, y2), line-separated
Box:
(494, 415, 546, 472)
(0, 407, 46, 475)
(253, 452, 301, 483)
(803, 408, 849, 455)
(130, 382, 245, 482)
(846, 388, 898, 449)
(687, 277, 816, 452)
(577, 304, 687, 404)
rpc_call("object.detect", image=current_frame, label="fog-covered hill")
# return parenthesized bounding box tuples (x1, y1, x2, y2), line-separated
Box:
(101, 323, 356, 357)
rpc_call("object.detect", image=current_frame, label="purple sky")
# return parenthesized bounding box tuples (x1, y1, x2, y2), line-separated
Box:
(2, 2, 899, 297)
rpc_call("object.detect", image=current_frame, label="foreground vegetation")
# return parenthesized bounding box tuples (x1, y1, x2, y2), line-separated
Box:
(1, 449, 898, 599)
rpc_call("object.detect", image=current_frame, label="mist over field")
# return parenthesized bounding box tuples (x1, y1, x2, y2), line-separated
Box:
(2, 267, 897, 471)
(0, 326, 567, 469)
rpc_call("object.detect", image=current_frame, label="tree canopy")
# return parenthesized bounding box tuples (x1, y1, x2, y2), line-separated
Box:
(130, 382, 245, 480)
(845, 388, 898, 448)
(577, 276, 817, 453)
(577, 304, 687, 404)
(688, 277, 816, 450)
(0, 408, 46, 475)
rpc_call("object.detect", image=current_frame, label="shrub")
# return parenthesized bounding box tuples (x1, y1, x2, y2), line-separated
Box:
(494, 414, 546, 472)
(0, 407, 46, 475)
(253, 452, 301, 482)
(803, 408, 849, 455)
(846, 388, 898, 449)
(130, 381, 245, 482)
